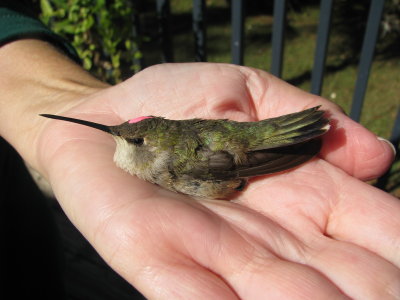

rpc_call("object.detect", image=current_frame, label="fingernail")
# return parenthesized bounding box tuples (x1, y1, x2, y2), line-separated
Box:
(377, 137, 397, 156)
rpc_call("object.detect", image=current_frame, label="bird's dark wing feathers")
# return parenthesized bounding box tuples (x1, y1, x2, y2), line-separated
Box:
(189, 139, 321, 180)
(189, 150, 237, 180)
(251, 106, 329, 151)
(237, 139, 322, 177)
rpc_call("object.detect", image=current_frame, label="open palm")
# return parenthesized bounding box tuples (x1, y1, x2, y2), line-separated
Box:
(38, 63, 399, 299)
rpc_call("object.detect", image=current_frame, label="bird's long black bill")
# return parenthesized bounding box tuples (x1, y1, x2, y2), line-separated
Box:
(40, 114, 112, 134)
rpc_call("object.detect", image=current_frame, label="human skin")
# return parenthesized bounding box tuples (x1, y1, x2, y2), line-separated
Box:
(0, 39, 399, 299)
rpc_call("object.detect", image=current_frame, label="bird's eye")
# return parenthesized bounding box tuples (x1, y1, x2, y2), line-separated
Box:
(127, 137, 144, 146)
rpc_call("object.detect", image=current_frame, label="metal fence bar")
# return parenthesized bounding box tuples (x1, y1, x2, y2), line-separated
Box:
(310, 0, 333, 95)
(131, 8, 145, 70)
(231, 0, 244, 65)
(376, 107, 400, 189)
(350, 0, 384, 121)
(389, 107, 400, 148)
(156, 0, 174, 62)
(193, 0, 207, 62)
(270, 0, 286, 78)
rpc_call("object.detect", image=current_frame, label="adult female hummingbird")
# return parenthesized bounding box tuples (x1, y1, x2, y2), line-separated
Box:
(40, 106, 329, 199)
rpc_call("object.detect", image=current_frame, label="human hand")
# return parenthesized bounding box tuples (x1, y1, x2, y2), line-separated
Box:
(35, 63, 399, 299)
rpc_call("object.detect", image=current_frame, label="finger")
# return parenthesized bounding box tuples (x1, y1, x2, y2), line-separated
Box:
(240, 159, 400, 269)
(304, 237, 400, 299)
(196, 201, 350, 299)
(325, 172, 400, 268)
(319, 114, 395, 180)
(112, 201, 239, 300)
(118, 250, 240, 300)
(242, 66, 395, 180)
(204, 200, 400, 299)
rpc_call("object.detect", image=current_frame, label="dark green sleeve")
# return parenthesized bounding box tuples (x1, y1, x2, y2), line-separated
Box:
(0, 7, 80, 63)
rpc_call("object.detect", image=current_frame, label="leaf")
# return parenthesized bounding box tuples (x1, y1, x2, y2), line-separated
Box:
(40, 0, 54, 16)
(41, 0, 142, 83)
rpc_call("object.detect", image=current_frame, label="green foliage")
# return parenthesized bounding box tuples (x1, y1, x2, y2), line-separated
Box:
(40, 0, 142, 83)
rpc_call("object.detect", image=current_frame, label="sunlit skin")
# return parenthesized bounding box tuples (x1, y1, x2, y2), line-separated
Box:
(0, 40, 399, 299)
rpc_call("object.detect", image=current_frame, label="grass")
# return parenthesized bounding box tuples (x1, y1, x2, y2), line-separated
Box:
(145, 0, 400, 196)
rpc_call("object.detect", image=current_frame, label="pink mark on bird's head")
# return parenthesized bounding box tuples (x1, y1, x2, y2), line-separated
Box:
(128, 116, 153, 124)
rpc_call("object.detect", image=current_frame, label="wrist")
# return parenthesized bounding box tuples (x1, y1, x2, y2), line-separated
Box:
(0, 39, 109, 170)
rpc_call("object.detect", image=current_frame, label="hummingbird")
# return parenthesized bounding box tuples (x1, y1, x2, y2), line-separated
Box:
(40, 106, 329, 199)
